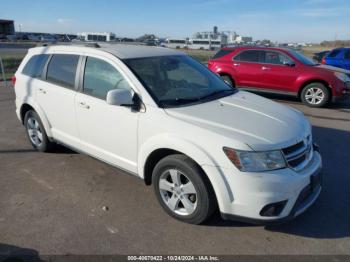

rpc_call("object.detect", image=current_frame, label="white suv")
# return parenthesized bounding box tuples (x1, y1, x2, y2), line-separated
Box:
(14, 44, 322, 224)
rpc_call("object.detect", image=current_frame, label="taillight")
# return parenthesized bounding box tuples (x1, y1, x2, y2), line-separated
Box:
(321, 58, 326, 65)
(11, 76, 16, 86)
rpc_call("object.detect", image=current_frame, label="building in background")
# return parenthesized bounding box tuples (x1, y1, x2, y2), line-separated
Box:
(77, 32, 116, 42)
(0, 19, 15, 37)
(234, 35, 253, 44)
(191, 26, 253, 48)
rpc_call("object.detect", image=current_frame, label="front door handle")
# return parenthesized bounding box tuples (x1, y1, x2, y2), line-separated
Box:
(233, 63, 240, 66)
(78, 102, 90, 109)
(262, 66, 271, 71)
(38, 88, 46, 94)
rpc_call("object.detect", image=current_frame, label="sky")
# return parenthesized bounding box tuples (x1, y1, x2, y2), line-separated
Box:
(1, 0, 350, 43)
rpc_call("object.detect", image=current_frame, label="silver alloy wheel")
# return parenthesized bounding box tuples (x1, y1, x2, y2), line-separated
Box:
(26, 117, 43, 147)
(305, 87, 325, 105)
(159, 169, 198, 216)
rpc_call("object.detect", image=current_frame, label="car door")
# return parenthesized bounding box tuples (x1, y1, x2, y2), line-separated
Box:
(75, 55, 139, 173)
(36, 53, 81, 148)
(342, 50, 350, 70)
(232, 50, 264, 89)
(259, 50, 300, 93)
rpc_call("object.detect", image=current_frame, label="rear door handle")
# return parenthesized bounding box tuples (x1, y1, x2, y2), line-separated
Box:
(262, 66, 270, 70)
(38, 88, 46, 94)
(233, 63, 240, 66)
(78, 102, 90, 109)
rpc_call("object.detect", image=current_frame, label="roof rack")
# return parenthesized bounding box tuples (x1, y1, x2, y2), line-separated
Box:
(84, 43, 100, 48)
(40, 42, 101, 48)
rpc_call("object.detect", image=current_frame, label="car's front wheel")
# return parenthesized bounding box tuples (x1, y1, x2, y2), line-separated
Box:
(152, 154, 217, 224)
(301, 83, 330, 108)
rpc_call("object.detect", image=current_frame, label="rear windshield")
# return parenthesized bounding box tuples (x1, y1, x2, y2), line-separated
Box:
(22, 54, 49, 78)
(212, 50, 233, 59)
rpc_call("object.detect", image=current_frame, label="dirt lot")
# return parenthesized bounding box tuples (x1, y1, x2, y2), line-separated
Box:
(0, 82, 349, 256)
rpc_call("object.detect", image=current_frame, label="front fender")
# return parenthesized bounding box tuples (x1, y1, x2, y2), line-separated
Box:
(138, 134, 234, 212)
(138, 134, 217, 177)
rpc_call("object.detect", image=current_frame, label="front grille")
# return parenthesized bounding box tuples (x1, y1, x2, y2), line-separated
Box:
(282, 135, 313, 171)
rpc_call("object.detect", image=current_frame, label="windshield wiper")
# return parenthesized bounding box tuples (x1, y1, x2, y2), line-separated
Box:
(199, 89, 235, 100)
(159, 89, 235, 108)
(159, 97, 200, 107)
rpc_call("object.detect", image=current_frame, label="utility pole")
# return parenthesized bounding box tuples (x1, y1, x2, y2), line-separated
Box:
(0, 56, 7, 88)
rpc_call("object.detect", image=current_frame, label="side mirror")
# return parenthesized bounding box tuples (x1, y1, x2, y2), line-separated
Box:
(106, 89, 134, 106)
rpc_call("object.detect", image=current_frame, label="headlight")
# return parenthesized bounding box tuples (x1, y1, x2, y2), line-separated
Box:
(223, 147, 286, 172)
(334, 72, 350, 82)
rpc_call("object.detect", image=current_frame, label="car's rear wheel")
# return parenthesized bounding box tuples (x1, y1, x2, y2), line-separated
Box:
(24, 110, 55, 152)
(301, 83, 330, 108)
(152, 154, 217, 224)
(220, 75, 234, 87)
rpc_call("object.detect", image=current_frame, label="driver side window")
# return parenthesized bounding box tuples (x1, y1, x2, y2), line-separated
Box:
(83, 57, 131, 99)
(263, 51, 293, 65)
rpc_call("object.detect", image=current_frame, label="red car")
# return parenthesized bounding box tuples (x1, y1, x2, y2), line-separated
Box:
(208, 47, 350, 107)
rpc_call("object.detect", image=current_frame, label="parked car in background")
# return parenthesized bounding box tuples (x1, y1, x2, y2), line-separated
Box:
(13, 44, 322, 224)
(39, 34, 57, 43)
(313, 50, 330, 63)
(322, 48, 350, 70)
(208, 46, 350, 107)
(27, 34, 41, 42)
(6, 35, 17, 41)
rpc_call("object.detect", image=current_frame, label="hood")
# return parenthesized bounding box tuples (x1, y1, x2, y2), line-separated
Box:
(316, 64, 350, 74)
(164, 91, 311, 151)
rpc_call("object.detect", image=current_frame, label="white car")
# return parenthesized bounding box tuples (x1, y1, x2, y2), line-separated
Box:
(13, 44, 322, 224)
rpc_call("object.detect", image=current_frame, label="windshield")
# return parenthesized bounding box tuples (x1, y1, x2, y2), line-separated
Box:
(123, 55, 236, 108)
(289, 49, 317, 66)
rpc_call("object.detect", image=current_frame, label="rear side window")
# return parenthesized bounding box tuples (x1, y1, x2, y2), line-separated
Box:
(83, 57, 131, 99)
(22, 54, 49, 78)
(234, 50, 262, 63)
(212, 50, 233, 59)
(328, 50, 341, 58)
(344, 50, 350, 59)
(47, 54, 79, 88)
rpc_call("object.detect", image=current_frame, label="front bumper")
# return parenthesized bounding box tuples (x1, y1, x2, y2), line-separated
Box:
(203, 146, 323, 224)
(333, 82, 350, 102)
(221, 174, 321, 225)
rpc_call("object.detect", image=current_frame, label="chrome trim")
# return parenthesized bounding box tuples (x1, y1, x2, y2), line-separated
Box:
(282, 135, 313, 172)
(283, 143, 308, 160)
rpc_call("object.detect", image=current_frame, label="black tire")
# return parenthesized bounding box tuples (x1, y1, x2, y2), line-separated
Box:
(220, 75, 234, 87)
(300, 83, 330, 108)
(152, 154, 217, 224)
(24, 110, 55, 152)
